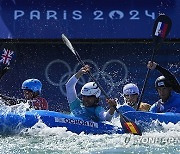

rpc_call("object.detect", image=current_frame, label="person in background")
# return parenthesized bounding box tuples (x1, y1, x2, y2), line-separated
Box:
(147, 61, 180, 113)
(21, 79, 48, 110)
(121, 83, 151, 111)
(0, 50, 48, 110)
(65, 65, 117, 122)
(1, 79, 48, 110)
(147, 61, 180, 93)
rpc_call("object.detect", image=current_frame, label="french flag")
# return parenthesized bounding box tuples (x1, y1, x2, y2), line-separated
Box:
(155, 22, 168, 38)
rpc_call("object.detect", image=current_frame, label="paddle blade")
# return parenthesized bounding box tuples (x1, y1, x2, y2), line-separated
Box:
(120, 114, 142, 135)
(62, 34, 76, 55)
(152, 14, 172, 48)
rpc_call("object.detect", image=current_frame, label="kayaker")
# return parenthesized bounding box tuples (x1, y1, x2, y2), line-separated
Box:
(147, 61, 180, 113)
(147, 61, 180, 93)
(122, 83, 151, 111)
(1, 79, 48, 110)
(65, 65, 117, 122)
(0, 50, 48, 110)
(21, 79, 48, 110)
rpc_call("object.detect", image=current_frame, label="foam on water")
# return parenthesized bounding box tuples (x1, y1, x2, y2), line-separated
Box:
(0, 99, 30, 116)
(1, 125, 180, 153)
(0, 118, 178, 153)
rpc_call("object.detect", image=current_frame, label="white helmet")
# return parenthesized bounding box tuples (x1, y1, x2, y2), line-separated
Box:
(80, 82, 101, 98)
(123, 83, 139, 95)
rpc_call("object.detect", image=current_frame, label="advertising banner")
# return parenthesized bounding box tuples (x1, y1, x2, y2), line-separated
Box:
(0, 0, 179, 39)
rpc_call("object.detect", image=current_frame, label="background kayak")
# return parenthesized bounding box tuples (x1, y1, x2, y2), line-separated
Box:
(124, 111, 180, 124)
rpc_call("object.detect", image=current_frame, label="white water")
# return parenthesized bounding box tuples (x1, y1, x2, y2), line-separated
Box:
(0, 102, 180, 153)
(1, 125, 180, 153)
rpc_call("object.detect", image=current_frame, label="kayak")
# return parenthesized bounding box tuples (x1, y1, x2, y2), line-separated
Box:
(0, 110, 124, 135)
(124, 111, 180, 124)
(2, 106, 179, 136)
(117, 105, 180, 130)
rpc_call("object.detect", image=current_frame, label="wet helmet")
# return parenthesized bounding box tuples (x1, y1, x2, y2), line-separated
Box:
(80, 82, 101, 98)
(155, 76, 171, 88)
(123, 83, 139, 95)
(22, 79, 42, 94)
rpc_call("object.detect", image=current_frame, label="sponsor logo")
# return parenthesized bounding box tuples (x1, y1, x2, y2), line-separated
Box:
(54, 117, 98, 128)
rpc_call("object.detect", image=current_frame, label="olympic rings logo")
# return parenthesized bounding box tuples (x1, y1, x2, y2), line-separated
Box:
(45, 59, 128, 97)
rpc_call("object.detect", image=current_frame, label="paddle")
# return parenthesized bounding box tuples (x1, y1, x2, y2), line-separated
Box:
(136, 14, 172, 111)
(62, 34, 142, 135)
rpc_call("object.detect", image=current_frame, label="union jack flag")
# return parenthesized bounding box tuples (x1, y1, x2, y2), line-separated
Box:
(0, 48, 14, 65)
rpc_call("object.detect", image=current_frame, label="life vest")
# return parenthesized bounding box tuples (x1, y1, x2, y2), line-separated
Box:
(32, 97, 48, 110)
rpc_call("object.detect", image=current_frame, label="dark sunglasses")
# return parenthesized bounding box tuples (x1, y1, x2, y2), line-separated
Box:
(124, 94, 138, 97)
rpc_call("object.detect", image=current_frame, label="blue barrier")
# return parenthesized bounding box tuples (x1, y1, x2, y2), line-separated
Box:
(0, 0, 179, 39)
(0, 41, 179, 112)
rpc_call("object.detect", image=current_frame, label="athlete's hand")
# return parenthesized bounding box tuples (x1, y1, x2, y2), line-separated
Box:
(106, 98, 117, 115)
(75, 65, 90, 78)
(106, 98, 117, 108)
(147, 61, 157, 70)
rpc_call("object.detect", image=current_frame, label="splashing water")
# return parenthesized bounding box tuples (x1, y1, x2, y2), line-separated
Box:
(0, 99, 30, 116)
(1, 123, 180, 153)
